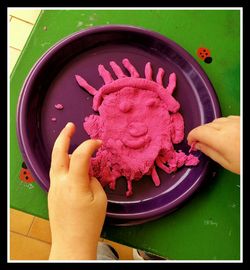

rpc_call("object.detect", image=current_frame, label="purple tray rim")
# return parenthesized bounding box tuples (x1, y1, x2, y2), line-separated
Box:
(16, 24, 221, 222)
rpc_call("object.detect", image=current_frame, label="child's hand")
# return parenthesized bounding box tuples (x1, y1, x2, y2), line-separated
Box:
(48, 122, 107, 260)
(187, 116, 240, 174)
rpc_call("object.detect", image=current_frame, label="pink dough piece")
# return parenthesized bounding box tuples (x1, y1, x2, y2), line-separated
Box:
(166, 73, 176, 94)
(98, 65, 114, 84)
(156, 67, 165, 86)
(51, 117, 57, 122)
(189, 142, 197, 153)
(122, 58, 140, 78)
(110, 61, 127, 78)
(76, 58, 199, 196)
(75, 75, 98, 95)
(145, 62, 153, 80)
(54, 104, 64, 110)
(185, 154, 200, 166)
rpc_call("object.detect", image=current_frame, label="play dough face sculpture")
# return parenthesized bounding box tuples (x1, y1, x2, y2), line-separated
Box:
(75, 59, 199, 196)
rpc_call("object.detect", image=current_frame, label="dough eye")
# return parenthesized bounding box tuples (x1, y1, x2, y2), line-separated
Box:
(146, 98, 156, 107)
(119, 101, 133, 112)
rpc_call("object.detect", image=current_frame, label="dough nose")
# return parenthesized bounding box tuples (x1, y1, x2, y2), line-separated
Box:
(128, 122, 148, 137)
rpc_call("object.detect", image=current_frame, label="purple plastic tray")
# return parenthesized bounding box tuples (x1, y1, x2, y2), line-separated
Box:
(16, 25, 221, 225)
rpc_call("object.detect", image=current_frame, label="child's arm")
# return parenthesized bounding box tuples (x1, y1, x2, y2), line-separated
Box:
(48, 122, 107, 260)
(187, 116, 240, 174)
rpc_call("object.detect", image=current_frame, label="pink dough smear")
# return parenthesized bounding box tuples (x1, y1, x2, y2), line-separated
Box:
(75, 58, 199, 196)
(54, 104, 64, 110)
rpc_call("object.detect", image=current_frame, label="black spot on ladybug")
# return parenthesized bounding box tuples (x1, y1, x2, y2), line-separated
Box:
(197, 47, 213, 64)
(204, 57, 213, 64)
(19, 162, 35, 183)
(22, 162, 27, 169)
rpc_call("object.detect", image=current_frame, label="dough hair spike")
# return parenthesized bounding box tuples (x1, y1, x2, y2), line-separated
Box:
(156, 67, 165, 86)
(110, 61, 127, 78)
(98, 64, 114, 84)
(122, 58, 140, 78)
(75, 75, 98, 95)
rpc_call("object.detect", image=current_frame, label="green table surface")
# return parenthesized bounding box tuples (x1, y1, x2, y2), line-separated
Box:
(10, 9, 241, 260)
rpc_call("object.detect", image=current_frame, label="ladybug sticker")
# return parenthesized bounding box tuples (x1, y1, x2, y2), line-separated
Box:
(19, 162, 35, 183)
(197, 47, 213, 64)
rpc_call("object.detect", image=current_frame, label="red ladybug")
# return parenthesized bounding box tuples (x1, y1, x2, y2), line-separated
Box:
(19, 162, 35, 183)
(197, 47, 212, 64)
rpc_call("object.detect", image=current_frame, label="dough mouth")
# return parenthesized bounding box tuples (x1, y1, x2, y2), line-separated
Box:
(128, 122, 148, 137)
(121, 135, 151, 149)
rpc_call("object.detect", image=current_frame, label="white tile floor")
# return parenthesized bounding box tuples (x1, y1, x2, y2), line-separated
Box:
(9, 9, 40, 74)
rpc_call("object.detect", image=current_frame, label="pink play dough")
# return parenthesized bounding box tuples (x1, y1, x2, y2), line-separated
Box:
(75, 58, 199, 196)
(54, 103, 64, 110)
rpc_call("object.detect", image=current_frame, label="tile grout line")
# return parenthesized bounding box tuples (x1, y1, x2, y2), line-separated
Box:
(10, 15, 35, 26)
(27, 217, 52, 244)
(11, 230, 52, 245)
(26, 216, 35, 236)
(9, 46, 22, 52)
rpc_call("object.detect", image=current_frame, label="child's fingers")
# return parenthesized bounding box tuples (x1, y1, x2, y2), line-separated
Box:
(212, 117, 228, 123)
(69, 139, 102, 188)
(195, 142, 229, 169)
(51, 123, 75, 175)
(89, 177, 107, 202)
(227, 115, 240, 120)
(187, 124, 220, 149)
